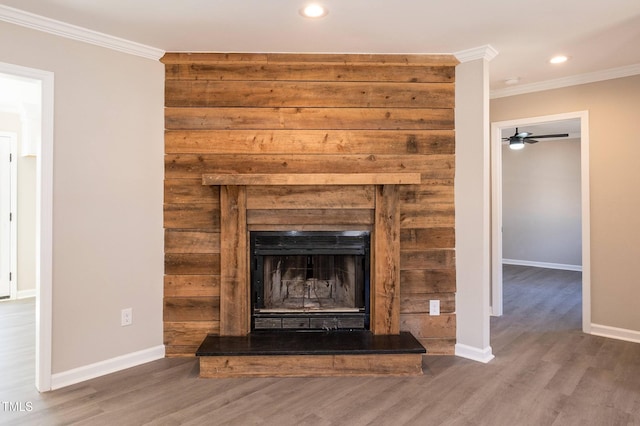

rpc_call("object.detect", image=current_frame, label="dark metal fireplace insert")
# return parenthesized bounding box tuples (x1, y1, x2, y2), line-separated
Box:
(250, 231, 370, 331)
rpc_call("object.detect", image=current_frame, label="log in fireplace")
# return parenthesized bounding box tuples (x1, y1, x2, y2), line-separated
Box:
(250, 231, 370, 331)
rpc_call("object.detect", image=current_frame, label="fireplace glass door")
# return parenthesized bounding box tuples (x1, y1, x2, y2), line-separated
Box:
(251, 231, 370, 331)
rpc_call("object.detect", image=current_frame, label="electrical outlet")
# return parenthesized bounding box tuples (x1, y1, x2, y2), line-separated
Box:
(429, 300, 440, 316)
(121, 308, 133, 326)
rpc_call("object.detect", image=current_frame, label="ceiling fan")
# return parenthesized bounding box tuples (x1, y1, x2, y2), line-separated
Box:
(503, 128, 569, 150)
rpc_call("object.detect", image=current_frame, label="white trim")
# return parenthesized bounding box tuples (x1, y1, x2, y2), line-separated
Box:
(51, 345, 165, 390)
(0, 132, 18, 300)
(490, 121, 503, 316)
(37, 66, 54, 393)
(591, 324, 640, 345)
(8, 133, 17, 301)
(490, 111, 591, 335)
(0, 61, 54, 392)
(17, 288, 36, 299)
(579, 112, 592, 335)
(491, 63, 640, 99)
(502, 259, 582, 272)
(455, 343, 495, 363)
(454, 44, 499, 63)
(0, 5, 164, 61)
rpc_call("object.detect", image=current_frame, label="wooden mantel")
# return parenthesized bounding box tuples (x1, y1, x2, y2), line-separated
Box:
(206, 173, 418, 338)
(202, 173, 421, 186)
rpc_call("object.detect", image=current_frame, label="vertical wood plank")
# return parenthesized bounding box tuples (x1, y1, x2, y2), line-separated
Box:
(372, 184, 401, 334)
(219, 185, 249, 335)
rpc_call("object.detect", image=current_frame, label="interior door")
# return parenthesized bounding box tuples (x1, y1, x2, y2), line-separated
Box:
(0, 135, 13, 298)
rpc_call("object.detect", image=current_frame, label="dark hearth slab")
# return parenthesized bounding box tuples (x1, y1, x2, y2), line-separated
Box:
(196, 331, 426, 357)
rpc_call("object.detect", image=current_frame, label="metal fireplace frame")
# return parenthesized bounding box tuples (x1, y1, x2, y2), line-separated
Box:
(250, 230, 371, 331)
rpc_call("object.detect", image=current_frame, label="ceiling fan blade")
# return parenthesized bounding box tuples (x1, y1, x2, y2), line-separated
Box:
(525, 133, 569, 139)
(525, 139, 539, 144)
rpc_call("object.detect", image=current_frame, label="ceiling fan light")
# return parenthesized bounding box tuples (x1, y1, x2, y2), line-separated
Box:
(509, 139, 525, 150)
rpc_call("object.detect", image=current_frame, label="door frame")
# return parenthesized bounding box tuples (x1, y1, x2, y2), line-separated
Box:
(0, 62, 54, 392)
(0, 132, 18, 300)
(490, 111, 591, 333)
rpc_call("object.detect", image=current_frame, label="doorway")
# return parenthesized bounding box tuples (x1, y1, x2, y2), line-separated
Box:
(0, 63, 54, 392)
(490, 111, 591, 333)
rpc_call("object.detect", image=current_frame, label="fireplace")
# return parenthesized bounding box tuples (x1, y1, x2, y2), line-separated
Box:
(250, 231, 370, 331)
(194, 176, 427, 377)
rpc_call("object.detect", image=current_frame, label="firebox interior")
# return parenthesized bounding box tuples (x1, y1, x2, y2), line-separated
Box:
(250, 231, 370, 331)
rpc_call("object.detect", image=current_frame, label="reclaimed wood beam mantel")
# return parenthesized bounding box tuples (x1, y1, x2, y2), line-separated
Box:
(202, 173, 421, 186)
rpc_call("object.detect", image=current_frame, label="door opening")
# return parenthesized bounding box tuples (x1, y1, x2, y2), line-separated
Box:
(0, 63, 54, 392)
(491, 111, 591, 333)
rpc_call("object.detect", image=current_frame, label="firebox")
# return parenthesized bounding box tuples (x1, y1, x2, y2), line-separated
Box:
(250, 231, 370, 331)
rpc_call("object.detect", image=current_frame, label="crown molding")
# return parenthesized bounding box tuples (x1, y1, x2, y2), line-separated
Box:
(491, 63, 640, 99)
(0, 5, 165, 61)
(454, 45, 499, 63)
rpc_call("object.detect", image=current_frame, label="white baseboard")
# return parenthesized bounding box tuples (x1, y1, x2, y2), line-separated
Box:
(590, 323, 640, 344)
(455, 343, 495, 363)
(17, 289, 36, 299)
(502, 258, 582, 272)
(51, 345, 165, 390)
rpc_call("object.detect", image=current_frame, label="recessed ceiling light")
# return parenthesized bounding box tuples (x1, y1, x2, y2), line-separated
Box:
(300, 4, 328, 18)
(504, 77, 520, 85)
(550, 55, 569, 64)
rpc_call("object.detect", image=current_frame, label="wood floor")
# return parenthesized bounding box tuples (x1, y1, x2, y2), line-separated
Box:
(1, 266, 639, 425)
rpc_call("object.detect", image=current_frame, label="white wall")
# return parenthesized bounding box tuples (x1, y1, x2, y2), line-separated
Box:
(455, 57, 494, 362)
(0, 21, 164, 374)
(502, 138, 582, 267)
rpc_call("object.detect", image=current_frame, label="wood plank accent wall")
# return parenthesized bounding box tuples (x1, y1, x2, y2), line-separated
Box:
(162, 53, 458, 357)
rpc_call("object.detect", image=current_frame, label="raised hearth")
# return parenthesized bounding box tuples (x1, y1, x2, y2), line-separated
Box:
(197, 331, 426, 378)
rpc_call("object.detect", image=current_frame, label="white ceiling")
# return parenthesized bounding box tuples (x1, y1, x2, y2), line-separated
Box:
(1, 0, 640, 93)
